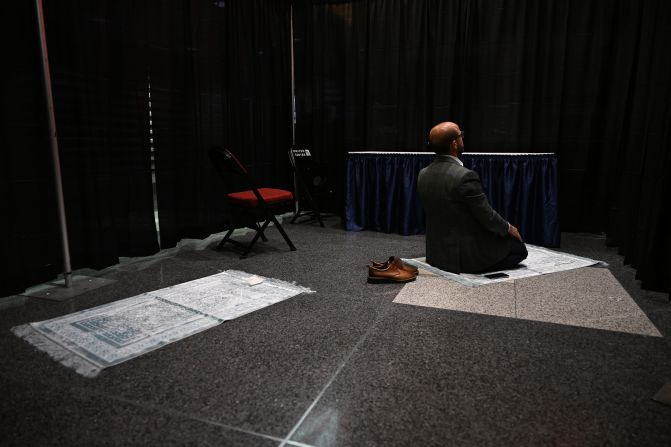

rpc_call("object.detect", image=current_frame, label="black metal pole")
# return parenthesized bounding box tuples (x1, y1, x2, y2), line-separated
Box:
(35, 0, 72, 288)
(290, 4, 296, 146)
(290, 4, 299, 214)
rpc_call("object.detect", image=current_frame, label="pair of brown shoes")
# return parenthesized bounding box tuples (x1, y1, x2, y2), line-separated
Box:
(367, 256, 419, 283)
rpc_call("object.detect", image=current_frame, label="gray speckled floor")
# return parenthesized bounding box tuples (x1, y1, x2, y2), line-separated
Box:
(1, 220, 670, 446)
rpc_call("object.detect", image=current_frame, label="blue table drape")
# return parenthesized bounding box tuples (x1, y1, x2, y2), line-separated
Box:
(344, 152, 560, 247)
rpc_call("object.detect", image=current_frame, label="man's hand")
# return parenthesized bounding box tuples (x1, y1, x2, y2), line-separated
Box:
(508, 223, 523, 242)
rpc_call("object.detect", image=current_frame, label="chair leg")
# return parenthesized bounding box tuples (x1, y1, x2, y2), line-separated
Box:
(241, 219, 272, 258)
(218, 214, 296, 258)
(217, 228, 235, 249)
(270, 215, 297, 251)
(252, 222, 268, 241)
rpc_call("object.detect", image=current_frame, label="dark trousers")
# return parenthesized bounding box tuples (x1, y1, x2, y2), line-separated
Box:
(480, 237, 528, 273)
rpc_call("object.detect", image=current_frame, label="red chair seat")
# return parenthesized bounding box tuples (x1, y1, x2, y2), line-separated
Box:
(227, 188, 293, 207)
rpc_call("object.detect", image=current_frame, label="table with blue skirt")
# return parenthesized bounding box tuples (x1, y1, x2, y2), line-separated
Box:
(344, 151, 560, 247)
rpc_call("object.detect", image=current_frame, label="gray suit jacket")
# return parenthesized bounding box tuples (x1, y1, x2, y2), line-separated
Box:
(417, 155, 510, 273)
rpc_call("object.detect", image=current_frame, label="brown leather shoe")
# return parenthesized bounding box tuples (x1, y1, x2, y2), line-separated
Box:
(368, 262, 417, 283)
(370, 256, 419, 275)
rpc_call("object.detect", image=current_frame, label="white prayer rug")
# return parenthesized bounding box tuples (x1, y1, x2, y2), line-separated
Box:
(403, 244, 604, 287)
(13, 270, 313, 377)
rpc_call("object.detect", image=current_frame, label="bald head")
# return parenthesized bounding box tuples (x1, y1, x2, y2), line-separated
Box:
(429, 121, 463, 156)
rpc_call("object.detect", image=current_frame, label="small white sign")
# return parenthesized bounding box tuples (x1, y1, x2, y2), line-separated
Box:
(245, 275, 265, 286)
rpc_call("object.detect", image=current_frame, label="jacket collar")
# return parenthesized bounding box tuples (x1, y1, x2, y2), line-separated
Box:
(436, 154, 463, 166)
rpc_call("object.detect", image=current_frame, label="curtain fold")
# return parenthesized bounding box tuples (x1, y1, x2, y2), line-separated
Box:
(146, 0, 210, 247)
(43, 0, 159, 267)
(605, 0, 671, 293)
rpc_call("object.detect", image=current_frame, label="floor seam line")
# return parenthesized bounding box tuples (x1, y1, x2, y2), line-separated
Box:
(279, 302, 393, 446)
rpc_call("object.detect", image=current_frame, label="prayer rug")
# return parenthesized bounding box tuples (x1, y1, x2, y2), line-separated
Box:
(402, 244, 604, 287)
(13, 270, 313, 377)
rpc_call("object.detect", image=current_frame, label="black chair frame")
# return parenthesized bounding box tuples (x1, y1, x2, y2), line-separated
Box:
(209, 147, 296, 258)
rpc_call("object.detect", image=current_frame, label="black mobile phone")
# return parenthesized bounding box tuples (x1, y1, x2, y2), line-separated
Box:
(483, 272, 509, 279)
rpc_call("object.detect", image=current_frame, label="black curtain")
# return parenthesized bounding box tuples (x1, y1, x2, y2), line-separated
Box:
(2, 0, 60, 297)
(144, 0, 214, 248)
(43, 0, 159, 265)
(605, 0, 671, 293)
(1, 0, 159, 297)
(153, 0, 293, 248)
(295, 0, 671, 293)
(2, 0, 293, 296)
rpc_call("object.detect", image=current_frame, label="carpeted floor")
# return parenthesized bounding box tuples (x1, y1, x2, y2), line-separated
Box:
(1, 217, 670, 446)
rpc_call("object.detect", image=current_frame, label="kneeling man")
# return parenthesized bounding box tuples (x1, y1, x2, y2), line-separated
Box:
(417, 121, 528, 274)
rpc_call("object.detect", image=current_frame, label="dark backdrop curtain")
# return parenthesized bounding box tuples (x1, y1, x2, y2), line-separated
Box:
(295, 0, 671, 293)
(605, 0, 671, 293)
(1, 0, 158, 297)
(2, 1, 60, 297)
(222, 0, 293, 188)
(144, 0, 214, 248)
(43, 0, 159, 265)
(2, 0, 294, 295)
(153, 0, 293, 248)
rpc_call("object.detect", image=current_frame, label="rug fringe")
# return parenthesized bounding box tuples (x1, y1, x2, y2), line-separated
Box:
(12, 324, 101, 378)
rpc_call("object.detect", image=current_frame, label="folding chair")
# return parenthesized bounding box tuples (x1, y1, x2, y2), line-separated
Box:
(209, 147, 297, 258)
(288, 147, 334, 227)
